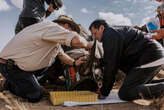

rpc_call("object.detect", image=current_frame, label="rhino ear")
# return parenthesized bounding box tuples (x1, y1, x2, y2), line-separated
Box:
(90, 40, 97, 57)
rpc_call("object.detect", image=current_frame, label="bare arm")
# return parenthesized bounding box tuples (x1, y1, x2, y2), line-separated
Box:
(58, 52, 87, 66)
(58, 52, 74, 65)
(151, 29, 164, 40)
(71, 36, 92, 50)
(42, 25, 92, 49)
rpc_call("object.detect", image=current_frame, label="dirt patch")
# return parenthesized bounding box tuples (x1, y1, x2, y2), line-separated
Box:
(0, 73, 164, 110)
(0, 91, 162, 110)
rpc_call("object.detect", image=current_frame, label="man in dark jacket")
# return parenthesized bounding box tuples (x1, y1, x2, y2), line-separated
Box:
(89, 19, 164, 101)
(15, 0, 63, 34)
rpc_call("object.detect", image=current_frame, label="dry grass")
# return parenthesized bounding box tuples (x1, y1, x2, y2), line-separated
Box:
(0, 73, 28, 110)
(0, 73, 5, 91)
(150, 96, 164, 110)
(0, 91, 29, 110)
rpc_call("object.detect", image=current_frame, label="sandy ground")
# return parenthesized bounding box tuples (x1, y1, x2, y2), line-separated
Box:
(1, 71, 164, 110)
(0, 91, 161, 110)
(0, 100, 159, 110)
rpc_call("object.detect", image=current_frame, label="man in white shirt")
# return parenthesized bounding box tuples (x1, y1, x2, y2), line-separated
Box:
(0, 15, 91, 102)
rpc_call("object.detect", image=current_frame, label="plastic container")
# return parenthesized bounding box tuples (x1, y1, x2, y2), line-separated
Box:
(146, 17, 160, 32)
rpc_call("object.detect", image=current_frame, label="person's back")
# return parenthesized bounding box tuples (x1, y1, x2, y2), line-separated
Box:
(1, 21, 80, 71)
(15, 0, 63, 34)
(103, 26, 164, 100)
(20, 0, 47, 20)
(103, 26, 164, 72)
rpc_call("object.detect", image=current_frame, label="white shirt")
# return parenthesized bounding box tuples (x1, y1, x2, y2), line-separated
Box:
(0, 21, 80, 71)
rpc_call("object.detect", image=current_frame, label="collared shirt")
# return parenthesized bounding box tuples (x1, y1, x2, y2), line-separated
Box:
(0, 21, 80, 71)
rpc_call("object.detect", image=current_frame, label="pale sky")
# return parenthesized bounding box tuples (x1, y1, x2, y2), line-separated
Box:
(0, 0, 160, 51)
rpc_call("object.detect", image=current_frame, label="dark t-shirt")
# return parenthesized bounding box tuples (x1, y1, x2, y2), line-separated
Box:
(20, 0, 50, 20)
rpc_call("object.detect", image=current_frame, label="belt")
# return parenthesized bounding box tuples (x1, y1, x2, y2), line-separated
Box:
(0, 58, 15, 70)
(0, 58, 7, 64)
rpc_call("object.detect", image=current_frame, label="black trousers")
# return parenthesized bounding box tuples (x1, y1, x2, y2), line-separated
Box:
(0, 63, 43, 103)
(15, 17, 40, 34)
(118, 66, 164, 101)
(37, 57, 64, 84)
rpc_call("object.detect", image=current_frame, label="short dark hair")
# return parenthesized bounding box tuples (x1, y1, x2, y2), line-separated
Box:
(89, 19, 109, 30)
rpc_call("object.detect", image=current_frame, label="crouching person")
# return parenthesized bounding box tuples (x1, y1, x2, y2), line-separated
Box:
(89, 19, 164, 101)
(0, 15, 91, 103)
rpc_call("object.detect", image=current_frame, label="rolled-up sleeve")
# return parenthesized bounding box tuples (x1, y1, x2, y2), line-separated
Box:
(42, 23, 79, 47)
(58, 45, 64, 55)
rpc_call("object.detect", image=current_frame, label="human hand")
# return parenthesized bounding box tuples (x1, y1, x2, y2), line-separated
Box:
(48, 3, 54, 12)
(85, 42, 93, 50)
(151, 29, 164, 40)
(75, 56, 88, 66)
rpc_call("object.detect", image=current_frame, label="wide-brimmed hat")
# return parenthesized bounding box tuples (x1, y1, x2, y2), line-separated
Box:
(53, 15, 80, 33)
